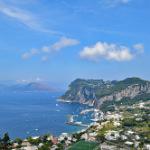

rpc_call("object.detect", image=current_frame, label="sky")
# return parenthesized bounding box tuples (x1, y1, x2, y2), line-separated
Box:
(0, 0, 150, 87)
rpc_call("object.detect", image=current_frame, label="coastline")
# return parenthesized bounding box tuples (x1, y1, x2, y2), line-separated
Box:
(1, 100, 150, 150)
(57, 98, 95, 107)
(0, 92, 91, 139)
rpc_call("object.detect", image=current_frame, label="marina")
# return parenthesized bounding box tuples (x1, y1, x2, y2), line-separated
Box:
(66, 115, 89, 127)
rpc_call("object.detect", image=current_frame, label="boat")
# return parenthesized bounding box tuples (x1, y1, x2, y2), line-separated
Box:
(66, 121, 88, 127)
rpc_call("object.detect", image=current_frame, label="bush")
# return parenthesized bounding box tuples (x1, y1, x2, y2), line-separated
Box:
(27, 137, 41, 145)
(38, 143, 51, 150)
(122, 118, 137, 127)
(14, 138, 22, 145)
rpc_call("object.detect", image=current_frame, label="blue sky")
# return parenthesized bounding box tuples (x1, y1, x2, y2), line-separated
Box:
(0, 0, 150, 87)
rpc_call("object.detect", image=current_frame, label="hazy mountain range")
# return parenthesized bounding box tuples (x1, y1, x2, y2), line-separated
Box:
(0, 81, 62, 93)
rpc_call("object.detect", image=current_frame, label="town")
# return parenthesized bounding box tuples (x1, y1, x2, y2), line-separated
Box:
(0, 100, 150, 150)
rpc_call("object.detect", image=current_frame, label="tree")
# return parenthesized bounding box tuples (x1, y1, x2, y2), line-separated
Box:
(0, 137, 3, 149)
(1, 133, 11, 150)
(38, 143, 51, 150)
(15, 138, 22, 145)
(27, 137, 41, 145)
(96, 134, 105, 143)
(3, 133, 10, 143)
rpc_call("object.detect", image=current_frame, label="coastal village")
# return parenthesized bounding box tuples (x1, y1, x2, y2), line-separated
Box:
(0, 100, 150, 150)
(0, 0, 149, 145)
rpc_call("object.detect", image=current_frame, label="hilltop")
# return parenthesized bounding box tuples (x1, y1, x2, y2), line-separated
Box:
(61, 77, 150, 111)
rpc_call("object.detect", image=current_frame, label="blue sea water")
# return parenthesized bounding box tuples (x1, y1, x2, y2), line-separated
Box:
(0, 91, 91, 139)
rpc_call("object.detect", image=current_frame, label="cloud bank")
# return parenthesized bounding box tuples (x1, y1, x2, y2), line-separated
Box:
(80, 42, 144, 62)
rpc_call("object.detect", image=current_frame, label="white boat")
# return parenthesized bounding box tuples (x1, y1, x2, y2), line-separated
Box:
(75, 121, 82, 125)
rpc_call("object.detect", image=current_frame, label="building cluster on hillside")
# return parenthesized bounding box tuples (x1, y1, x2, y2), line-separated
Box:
(2, 101, 150, 150)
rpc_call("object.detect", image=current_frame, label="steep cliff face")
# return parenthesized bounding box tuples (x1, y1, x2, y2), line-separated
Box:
(61, 79, 103, 104)
(61, 78, 150, 107)
(97, 83, 150, 107)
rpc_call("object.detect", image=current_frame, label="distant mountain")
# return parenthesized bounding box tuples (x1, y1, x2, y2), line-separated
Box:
(0, 82, 60, 92)
(61, 77, 150, 110)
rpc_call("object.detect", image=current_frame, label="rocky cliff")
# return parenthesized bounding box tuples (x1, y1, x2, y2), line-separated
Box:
(61, 77, 150, 107)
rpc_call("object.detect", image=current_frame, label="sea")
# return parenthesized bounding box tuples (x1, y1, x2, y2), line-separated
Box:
(0, 91, 92, 139)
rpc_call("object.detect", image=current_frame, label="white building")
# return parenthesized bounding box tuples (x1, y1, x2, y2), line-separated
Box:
(81, 133, 88, 140)
(105, 130, 120, 141)
(121, 135, 127, 141)
(105, 113, 122, 121)
(144, 144, 150, 150)
(125, 141, 133, 146)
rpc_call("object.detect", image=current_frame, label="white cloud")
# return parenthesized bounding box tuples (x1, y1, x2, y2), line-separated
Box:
(102, 0, 131, 7)
(22, 37, 79, 61)
(41, 56, 49, 62)
(133, 43, 144, 54)
(42, 37, 79, 53)
(80, 42, 144, 62)
(0, 1, 60, 34)
(16, 76, 44, 83)
(0, 2, 38, 30)
(22, 48, 39, 59)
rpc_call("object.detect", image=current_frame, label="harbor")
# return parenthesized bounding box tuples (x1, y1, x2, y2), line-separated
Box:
(66, 115, 89, 127)
(66, 108, 104, 128)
